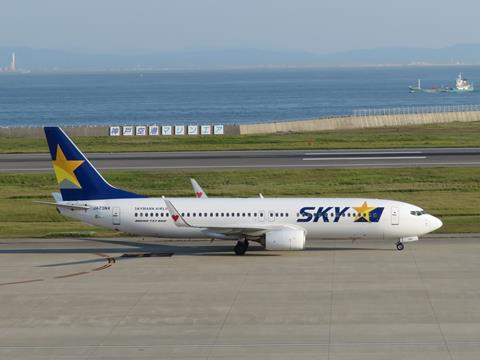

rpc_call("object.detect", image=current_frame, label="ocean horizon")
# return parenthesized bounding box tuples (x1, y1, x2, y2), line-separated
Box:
(1, 66, 480, 127)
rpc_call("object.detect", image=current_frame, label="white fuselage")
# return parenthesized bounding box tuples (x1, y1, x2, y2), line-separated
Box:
(57, 197, 442, 242)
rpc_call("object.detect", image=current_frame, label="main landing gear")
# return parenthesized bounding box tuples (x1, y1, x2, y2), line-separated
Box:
(234, 240, 249, 255)
(396, 241, 404, 251)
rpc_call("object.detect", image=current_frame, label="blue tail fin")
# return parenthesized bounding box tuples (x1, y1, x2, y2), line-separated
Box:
(44, 127, 145, 201)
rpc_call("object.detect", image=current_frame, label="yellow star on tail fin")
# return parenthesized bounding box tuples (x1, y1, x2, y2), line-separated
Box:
(52, 145, 84, 188)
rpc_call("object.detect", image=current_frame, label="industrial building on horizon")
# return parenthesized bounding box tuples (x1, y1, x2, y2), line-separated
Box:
(0, 52, 29, 73)
(10, 52, 16, 71)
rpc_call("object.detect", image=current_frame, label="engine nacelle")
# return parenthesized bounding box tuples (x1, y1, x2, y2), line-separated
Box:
(264, 229, 306, 251)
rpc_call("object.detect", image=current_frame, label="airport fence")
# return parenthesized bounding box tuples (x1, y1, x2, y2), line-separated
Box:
(353, 104, 480, 117)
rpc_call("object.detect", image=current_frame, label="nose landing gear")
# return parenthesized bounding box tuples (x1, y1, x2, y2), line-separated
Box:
(396, 241, 404, 251)
(234, 240, 249, 255)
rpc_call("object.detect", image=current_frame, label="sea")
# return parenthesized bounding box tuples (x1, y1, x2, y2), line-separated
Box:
(1, 66, 480, 127)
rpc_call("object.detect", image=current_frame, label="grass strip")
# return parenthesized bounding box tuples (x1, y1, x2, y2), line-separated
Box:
(0, 167, 478, 237)
(1, 121, 480, 154)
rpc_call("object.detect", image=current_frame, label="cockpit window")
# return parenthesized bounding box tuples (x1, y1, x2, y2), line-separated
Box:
(410, 210, 426, 216)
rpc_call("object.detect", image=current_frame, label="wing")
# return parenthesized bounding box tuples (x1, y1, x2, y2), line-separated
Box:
(163, 197, 301, 238)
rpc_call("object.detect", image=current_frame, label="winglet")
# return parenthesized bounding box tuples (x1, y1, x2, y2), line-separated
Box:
(190, 178, 208, 198)
(162, 196, 191, 227)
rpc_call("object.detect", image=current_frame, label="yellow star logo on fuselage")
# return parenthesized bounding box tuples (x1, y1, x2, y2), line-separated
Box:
(52, 145, 84, 188)
(353, 201, 375, 222)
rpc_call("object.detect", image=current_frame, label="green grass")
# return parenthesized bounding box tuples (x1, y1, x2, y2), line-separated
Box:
(0, 167, 478, 237)
(2, 121, 480, 153)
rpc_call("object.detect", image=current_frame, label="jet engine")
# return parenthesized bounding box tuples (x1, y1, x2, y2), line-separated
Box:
(264, 229, 306, 251)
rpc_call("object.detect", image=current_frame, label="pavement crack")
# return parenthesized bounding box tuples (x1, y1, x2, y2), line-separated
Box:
(206, 262, 250, 360)
(411, 246, 454, 360)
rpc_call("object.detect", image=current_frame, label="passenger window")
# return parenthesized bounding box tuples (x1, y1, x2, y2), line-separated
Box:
(242, 213, 246, 217)
(210, 213, 213, 217)
(187, 213, 190, 217)
(286, 213, 289, 217)
(134, 213, 137, 217)
(248, 213, 251, 217)
(198, 213, 202, 217)
(221, 213, 224, 217)
(254, 213, 257, 217)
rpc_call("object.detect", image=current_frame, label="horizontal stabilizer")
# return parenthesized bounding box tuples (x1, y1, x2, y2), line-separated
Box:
(33, 201, 90, 210)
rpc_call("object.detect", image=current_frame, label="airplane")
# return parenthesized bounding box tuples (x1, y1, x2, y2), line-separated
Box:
(38, 127, 443, 255)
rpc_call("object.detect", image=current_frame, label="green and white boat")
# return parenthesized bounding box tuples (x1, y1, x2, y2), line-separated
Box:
(409, 73, 474, 93)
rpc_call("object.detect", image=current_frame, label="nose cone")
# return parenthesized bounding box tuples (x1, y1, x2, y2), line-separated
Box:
(429, 216, 443, 232)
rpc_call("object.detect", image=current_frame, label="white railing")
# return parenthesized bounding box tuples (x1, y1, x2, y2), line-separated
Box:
(353, 104, 480, 117)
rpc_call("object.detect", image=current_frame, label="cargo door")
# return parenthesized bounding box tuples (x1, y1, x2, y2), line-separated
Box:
(391, 207, 399, 225)
(112, 207, 121, 225)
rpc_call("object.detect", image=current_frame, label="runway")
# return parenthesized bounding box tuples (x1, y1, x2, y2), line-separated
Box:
(1, 235, 479, 359)
(1, 147, 480, 172)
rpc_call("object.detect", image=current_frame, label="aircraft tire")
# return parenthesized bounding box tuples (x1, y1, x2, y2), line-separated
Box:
(234, 240, 249, 255)
(396, 242, 404, 251)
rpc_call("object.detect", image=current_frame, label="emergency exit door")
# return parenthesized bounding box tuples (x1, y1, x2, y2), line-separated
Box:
(112, 207, 121, 225)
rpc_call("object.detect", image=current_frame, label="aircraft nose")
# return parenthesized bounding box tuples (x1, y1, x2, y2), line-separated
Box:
(429, 215, 443, 231)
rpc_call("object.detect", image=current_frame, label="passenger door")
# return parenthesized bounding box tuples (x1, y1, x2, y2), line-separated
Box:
(391, 207, 399, 225)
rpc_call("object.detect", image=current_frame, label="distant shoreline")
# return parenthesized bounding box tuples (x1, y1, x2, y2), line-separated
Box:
(1, 63, 480, 75)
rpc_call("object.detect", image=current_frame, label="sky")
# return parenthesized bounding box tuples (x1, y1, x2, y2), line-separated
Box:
(1, 0, 479, 54)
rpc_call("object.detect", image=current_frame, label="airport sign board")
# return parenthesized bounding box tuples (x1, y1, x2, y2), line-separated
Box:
(148, 125, 159, 136)
(188, 125, 199, 135)
(109, 126, 121, 136)
(135, 126, 147, 136)
(162, 126, 173, 136)
(122, 126, 134, 136)
(213, 125, 224, 135)
(200, 125, 211, 135)
(175, 125, 185, 135)
(110, 124, 223, 136)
